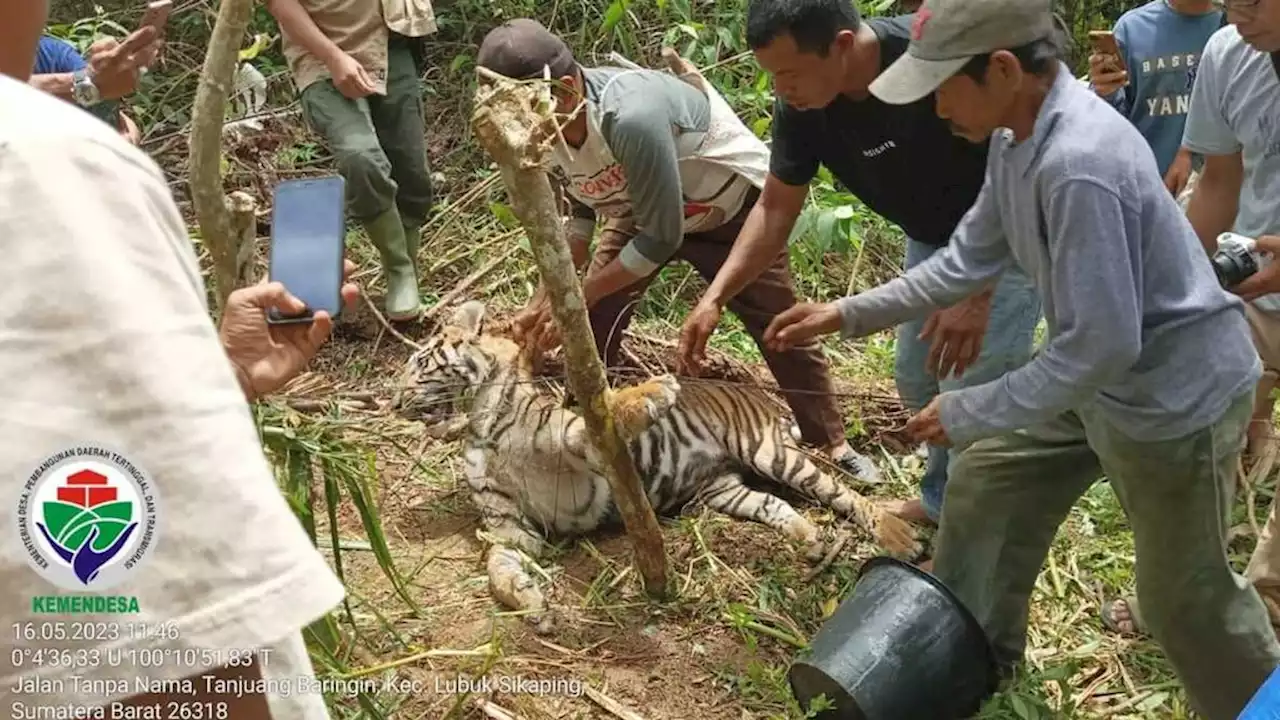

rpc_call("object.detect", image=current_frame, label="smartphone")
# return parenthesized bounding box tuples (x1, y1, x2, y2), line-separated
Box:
(1088, 30, 1126, 73)
(266, 176, 347, 324)
(138, 0, 172, 33)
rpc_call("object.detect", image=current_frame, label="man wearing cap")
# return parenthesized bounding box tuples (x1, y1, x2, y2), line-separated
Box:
(266, 0, 438, 322)
(680, 0, 1043, 529)
(762, 0, 1280, 714)
(475, 18, 883, 482)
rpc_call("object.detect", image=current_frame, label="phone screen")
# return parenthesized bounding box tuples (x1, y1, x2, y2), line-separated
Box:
(267, 176, 347, 323)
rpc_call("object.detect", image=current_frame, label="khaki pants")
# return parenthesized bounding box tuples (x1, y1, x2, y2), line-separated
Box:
(1244, 302, 1280, 628)
(586, 188, 846, 450)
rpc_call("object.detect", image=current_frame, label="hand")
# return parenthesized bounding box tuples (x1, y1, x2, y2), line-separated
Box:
(1164, 150, 1193, 197)
(219, 259, 360, 400)
(1231, 236, 1280, 302)
(677, 301, 722, 376)
(511, 290, 550, 344)
(763, 302, 841, 352)
(326, 52, 377, 99)
(904, 396, 951, 447)
(919, 291, 991, 379)
(525, 310, 561, 353)
(85, 28, 159, 100)
(1087, 53, 1128, 97)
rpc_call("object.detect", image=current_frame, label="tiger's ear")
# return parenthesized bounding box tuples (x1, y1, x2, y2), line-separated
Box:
(451, 300, 486, 337)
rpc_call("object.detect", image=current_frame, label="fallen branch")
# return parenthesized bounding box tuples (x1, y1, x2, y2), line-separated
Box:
(473, 698, 525, 720)
(360, 291, 422, 350)
(471, 66, 668, 598)
(583, 684, 647, 720)
(420, 243, 522, 324)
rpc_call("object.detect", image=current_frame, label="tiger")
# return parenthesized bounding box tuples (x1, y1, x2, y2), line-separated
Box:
(389, 300, 921, 634)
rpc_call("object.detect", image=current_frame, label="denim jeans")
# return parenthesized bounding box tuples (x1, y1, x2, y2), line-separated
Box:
(893, 237, 1042, 520)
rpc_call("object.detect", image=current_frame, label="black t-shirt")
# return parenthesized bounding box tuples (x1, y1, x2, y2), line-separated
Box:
(769, 15, 989, 248)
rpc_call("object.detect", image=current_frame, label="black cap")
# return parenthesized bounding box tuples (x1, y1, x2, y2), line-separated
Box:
(476, 18, 577, 81)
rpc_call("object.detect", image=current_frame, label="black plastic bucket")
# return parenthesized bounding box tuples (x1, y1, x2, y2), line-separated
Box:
(787, 556, 999, 719)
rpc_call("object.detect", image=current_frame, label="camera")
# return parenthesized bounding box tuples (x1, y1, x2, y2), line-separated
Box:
(1212, 232, 1262, 289)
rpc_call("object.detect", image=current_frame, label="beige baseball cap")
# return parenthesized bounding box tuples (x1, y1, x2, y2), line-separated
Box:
(869, 0, 1056, 105)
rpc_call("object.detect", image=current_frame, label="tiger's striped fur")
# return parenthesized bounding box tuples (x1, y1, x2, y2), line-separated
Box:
(390, 301, 920, 633)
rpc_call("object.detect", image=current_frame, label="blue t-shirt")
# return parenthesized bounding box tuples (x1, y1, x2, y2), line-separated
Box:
(33, 35, 87, 74)
(1095, 0, 1224, 175)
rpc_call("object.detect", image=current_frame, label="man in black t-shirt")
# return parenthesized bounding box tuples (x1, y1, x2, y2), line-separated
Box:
(677, 0, 1043, 532)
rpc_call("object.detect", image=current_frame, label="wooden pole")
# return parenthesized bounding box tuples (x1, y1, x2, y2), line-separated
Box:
(470, 67, 669, 598)
(188, 0, 254, 315)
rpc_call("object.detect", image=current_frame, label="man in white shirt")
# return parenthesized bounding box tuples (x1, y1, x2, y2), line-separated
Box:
(1178, 0, 1280, 635)
(1, 2, 353, 717)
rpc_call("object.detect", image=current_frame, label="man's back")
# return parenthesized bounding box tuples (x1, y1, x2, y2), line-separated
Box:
(1183, 24, 1280, 270)
(555, 65, 766, 240)
(0, 74, 342, 715)
(990, 62, 1258, 437)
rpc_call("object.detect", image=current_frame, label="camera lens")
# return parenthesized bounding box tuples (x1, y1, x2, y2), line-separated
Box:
(1212, 246, 1257, 289)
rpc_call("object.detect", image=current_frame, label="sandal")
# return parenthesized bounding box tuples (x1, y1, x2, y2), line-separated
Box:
(1101, 596, 1148, 636)
(833, 448, 884, 486)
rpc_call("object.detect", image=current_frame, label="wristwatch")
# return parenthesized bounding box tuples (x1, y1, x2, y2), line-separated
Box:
(71, 68, 101, 107)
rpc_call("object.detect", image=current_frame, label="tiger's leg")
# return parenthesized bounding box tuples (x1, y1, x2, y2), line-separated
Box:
(747, 437, 922, 560)
(465, 446, 555, 634)
(696, 472, 827, 562)
(608, 374, 681, 440)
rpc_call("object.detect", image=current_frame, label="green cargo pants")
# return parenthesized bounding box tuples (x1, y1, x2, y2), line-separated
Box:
(298, 34, 434, 227)
(933, 390, 1280, 720)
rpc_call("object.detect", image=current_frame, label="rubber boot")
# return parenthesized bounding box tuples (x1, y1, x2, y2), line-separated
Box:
(403, 220, 422, 276)
(364, 208, 421, 321)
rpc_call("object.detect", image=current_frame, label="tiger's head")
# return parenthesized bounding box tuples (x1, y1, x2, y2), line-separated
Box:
(388, 300, 520, 425)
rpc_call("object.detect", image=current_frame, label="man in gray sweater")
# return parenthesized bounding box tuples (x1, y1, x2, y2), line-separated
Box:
(765, 0, 1280, 715)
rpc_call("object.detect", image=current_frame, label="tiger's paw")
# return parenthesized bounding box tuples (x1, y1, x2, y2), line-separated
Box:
(802, 537, 828, 564)
(612, 374, 681, 439)
(644, 374, 681, 421)
(525, 607, 556, 636)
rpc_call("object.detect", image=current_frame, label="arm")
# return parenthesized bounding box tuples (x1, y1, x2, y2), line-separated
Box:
(565, 194, 597, 273)
(30, 72, 77, 100)
(699, 97, 815, 309)
(701, 174, 808, 307)
(1109, 24, 1132, 115)
(579, 101, 685, 307)
(835, 164, 1011, 338)
(936, 179, 1142, 447)
(1181, 36, 1241, 254)
(264, 0, 346, 66)
(1185, 152, 1242, 254)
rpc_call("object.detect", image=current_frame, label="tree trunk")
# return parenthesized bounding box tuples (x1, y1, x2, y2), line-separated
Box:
(188, 0, 254, 315)
(470, 68, 669, 598)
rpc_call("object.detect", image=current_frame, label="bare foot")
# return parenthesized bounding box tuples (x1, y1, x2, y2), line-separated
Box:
(882, 498, 937, 527)
(1101, 597, 1146, 636)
